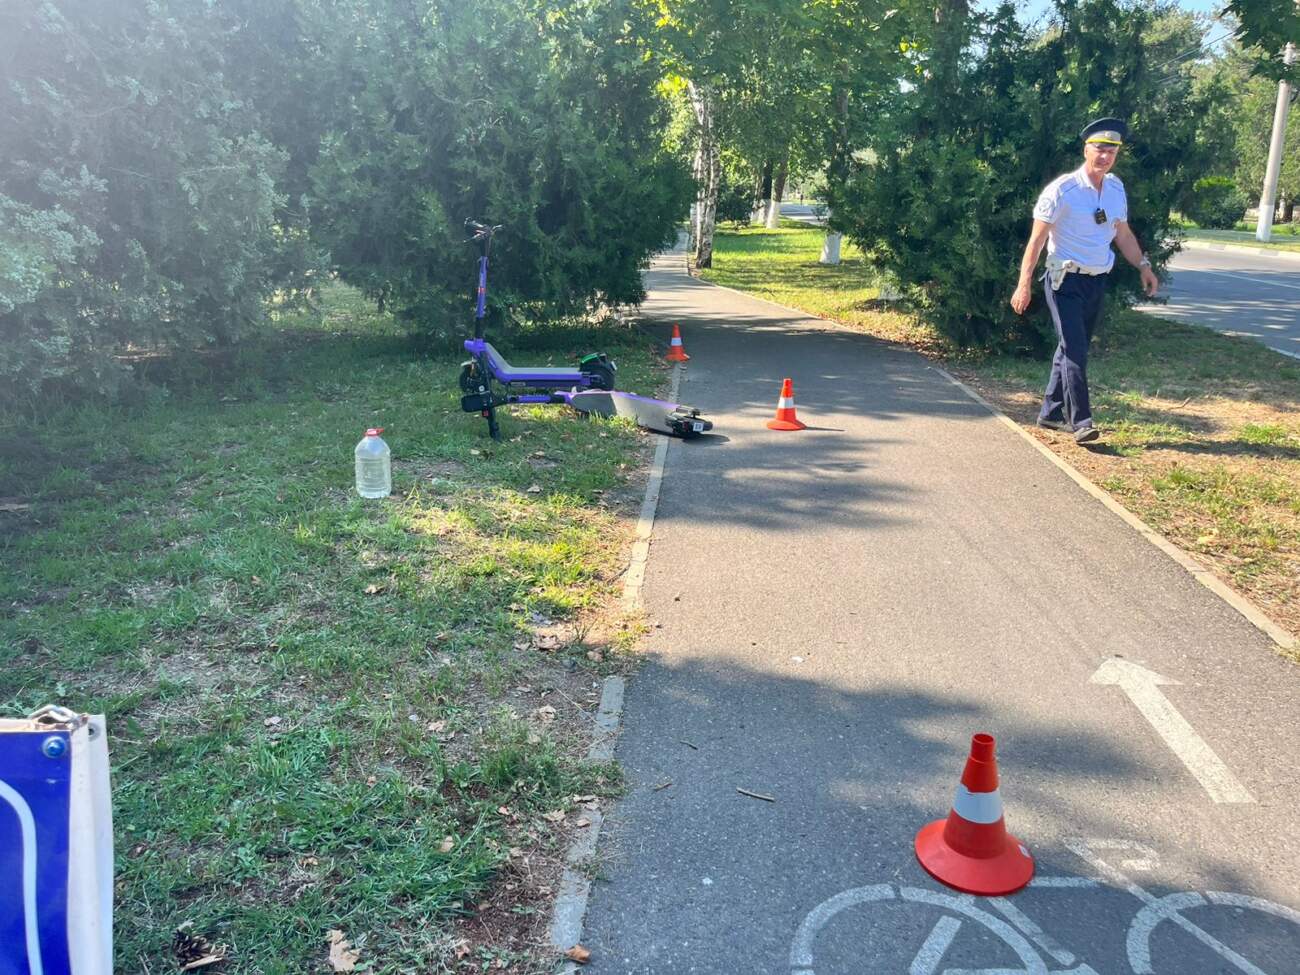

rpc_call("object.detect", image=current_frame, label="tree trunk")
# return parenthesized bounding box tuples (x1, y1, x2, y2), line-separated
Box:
(754, 160, 773, 224)
(1284, 198, 1295, 223)
(821, 84, 850, 265)
(687, 80, 720, 268)
(766, 157, 788, 229)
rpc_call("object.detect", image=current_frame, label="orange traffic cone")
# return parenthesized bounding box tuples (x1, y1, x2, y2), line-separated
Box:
(766, 378, 807, 431)
(666, 324, 690, 362)
(914, 733, 1034, 895)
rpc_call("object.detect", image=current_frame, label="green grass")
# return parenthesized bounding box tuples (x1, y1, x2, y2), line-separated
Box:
(703, 222, 1300, 639)
(697, 221, 938, 348)
(0, 283, 658, 972)
(1180, 227, 1300, 253)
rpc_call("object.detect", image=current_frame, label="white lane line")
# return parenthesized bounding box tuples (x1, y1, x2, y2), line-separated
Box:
(1028, 875, 1102, 888)
(1091, 659, 1253, 803)
(910, 915, 963, 975)
(1127, 891, 1269, 975)
(1185, 266, 1300, 292)
(989, 897, 1076, 966)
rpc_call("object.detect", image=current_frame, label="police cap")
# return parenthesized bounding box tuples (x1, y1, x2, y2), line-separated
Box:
(1081, 117, 1127, 146)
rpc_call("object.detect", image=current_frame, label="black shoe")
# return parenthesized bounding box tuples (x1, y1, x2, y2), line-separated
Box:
(1036, 418, 1072, 432)
(1073, 424, 1100, 444)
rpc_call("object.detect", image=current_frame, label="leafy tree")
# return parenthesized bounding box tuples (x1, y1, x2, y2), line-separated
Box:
(1185, 176, 1249, 228)
(303, 0, 691, 333)
(1226, 0, 1300, 81)
(1234, 73, 1300, 220)
(644, 0, 920, 266)
(829, 0, 1228, 351)
(0, 0, 293, 404)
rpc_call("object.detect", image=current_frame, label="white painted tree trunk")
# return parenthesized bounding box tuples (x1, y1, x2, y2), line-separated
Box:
(820, 231, 842, 265)
(687, 80, 720, 268)
(765, 159, 787, 229)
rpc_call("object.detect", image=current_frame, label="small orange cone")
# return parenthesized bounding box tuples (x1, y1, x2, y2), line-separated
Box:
(915, 733, 1034, 896)
(666, 324, 690, 362)
(766, 378, 806, 431)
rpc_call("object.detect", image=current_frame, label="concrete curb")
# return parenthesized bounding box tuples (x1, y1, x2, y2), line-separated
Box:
(931, 367, 1297, 653)
(547, 362, 681, 971)
(697, 269, 1296, 653)
(1179, 238, 1300, 263)
(547, 678, 624, 969)
(622, 364, 682, 609)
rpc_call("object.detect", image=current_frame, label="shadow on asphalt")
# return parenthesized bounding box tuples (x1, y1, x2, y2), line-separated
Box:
(584, 655, 1300, 974)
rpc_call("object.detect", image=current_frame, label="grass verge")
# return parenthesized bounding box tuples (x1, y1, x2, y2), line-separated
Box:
(1181, 228, 1300, 254)
(699, 222, 1300, 647)
(0, 283, 665, 973)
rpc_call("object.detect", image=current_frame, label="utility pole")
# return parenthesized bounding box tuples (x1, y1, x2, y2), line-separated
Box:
(1256, 40, 1297, 241)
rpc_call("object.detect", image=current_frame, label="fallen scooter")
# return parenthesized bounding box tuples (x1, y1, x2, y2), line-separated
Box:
(458, 219, 712, 440)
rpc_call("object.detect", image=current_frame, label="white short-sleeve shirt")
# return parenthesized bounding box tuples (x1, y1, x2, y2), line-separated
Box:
(1032, 166, 1128, 271)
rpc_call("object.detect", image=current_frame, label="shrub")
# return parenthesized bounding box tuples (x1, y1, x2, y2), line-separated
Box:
(1185, 177, 1248, 230)
(829, 0, 1226, 352)
(0, 0, 296, 405)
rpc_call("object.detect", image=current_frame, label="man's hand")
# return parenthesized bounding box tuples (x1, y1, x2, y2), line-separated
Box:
(1140, 266, 1158, 297)
(1010, 282, 1032, 315)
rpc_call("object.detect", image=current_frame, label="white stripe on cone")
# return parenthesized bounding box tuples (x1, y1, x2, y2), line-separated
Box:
(670, 337, 683, 346)
(951, 784, 1003, 825)
(778, 397, 794, 408)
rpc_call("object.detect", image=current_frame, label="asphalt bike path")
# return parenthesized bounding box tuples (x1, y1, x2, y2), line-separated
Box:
(579, 249, 1300, 974)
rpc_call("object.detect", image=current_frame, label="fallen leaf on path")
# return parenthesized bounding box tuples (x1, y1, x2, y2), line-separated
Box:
(576, 817, 591, 828)
(526, 484, 542, 494)
(535, 633, 563, 651)
(439, 836, 455, 853)
(566, 945, 592, 963)
(534, 705, 556, 723)
(364, 584, 384, 595)
(543, 810, 566, 822)
(0, 501, 31, 513)
(327, 930, 360, 972)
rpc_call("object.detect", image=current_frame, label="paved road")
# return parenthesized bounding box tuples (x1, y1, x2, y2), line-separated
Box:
(779, 204, 1300, 360)
(578, 250, 1300, 974)
(1138, 247, 1300, 360)
(780, 202, 825, 225)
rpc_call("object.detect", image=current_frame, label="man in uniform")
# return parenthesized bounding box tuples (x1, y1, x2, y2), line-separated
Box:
(1010, 118, 1159, 444)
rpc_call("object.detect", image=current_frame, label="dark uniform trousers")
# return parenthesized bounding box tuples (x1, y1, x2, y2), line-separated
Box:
(1039, 270, 1107, 430)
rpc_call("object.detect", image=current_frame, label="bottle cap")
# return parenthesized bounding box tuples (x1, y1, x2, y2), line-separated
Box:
(365, 427, 384, 437)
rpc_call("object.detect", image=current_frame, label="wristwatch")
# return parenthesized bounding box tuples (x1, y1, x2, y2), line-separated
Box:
(1138, 255, 1151, 268)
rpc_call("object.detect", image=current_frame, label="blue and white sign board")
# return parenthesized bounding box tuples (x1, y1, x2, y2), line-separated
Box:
(0, 709, 112, 975)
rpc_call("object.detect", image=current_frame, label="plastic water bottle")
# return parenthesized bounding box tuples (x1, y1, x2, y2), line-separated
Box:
(354, 427, 391, 498)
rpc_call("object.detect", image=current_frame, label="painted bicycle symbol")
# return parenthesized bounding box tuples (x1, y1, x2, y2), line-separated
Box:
(790, 838, 1300, 975)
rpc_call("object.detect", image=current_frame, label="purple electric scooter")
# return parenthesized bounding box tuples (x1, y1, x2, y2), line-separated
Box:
(458, 220, 712, 440)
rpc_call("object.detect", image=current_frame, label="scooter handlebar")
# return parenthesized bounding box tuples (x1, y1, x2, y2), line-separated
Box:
(464, 218, 504, 241)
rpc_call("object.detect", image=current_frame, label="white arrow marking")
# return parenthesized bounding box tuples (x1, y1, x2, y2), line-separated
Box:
(1090, 659, 1253, 804)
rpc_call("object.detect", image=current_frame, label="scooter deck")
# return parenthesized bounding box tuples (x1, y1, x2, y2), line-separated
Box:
(566, 390, 712, 438)
(481, 341, 584, 384)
